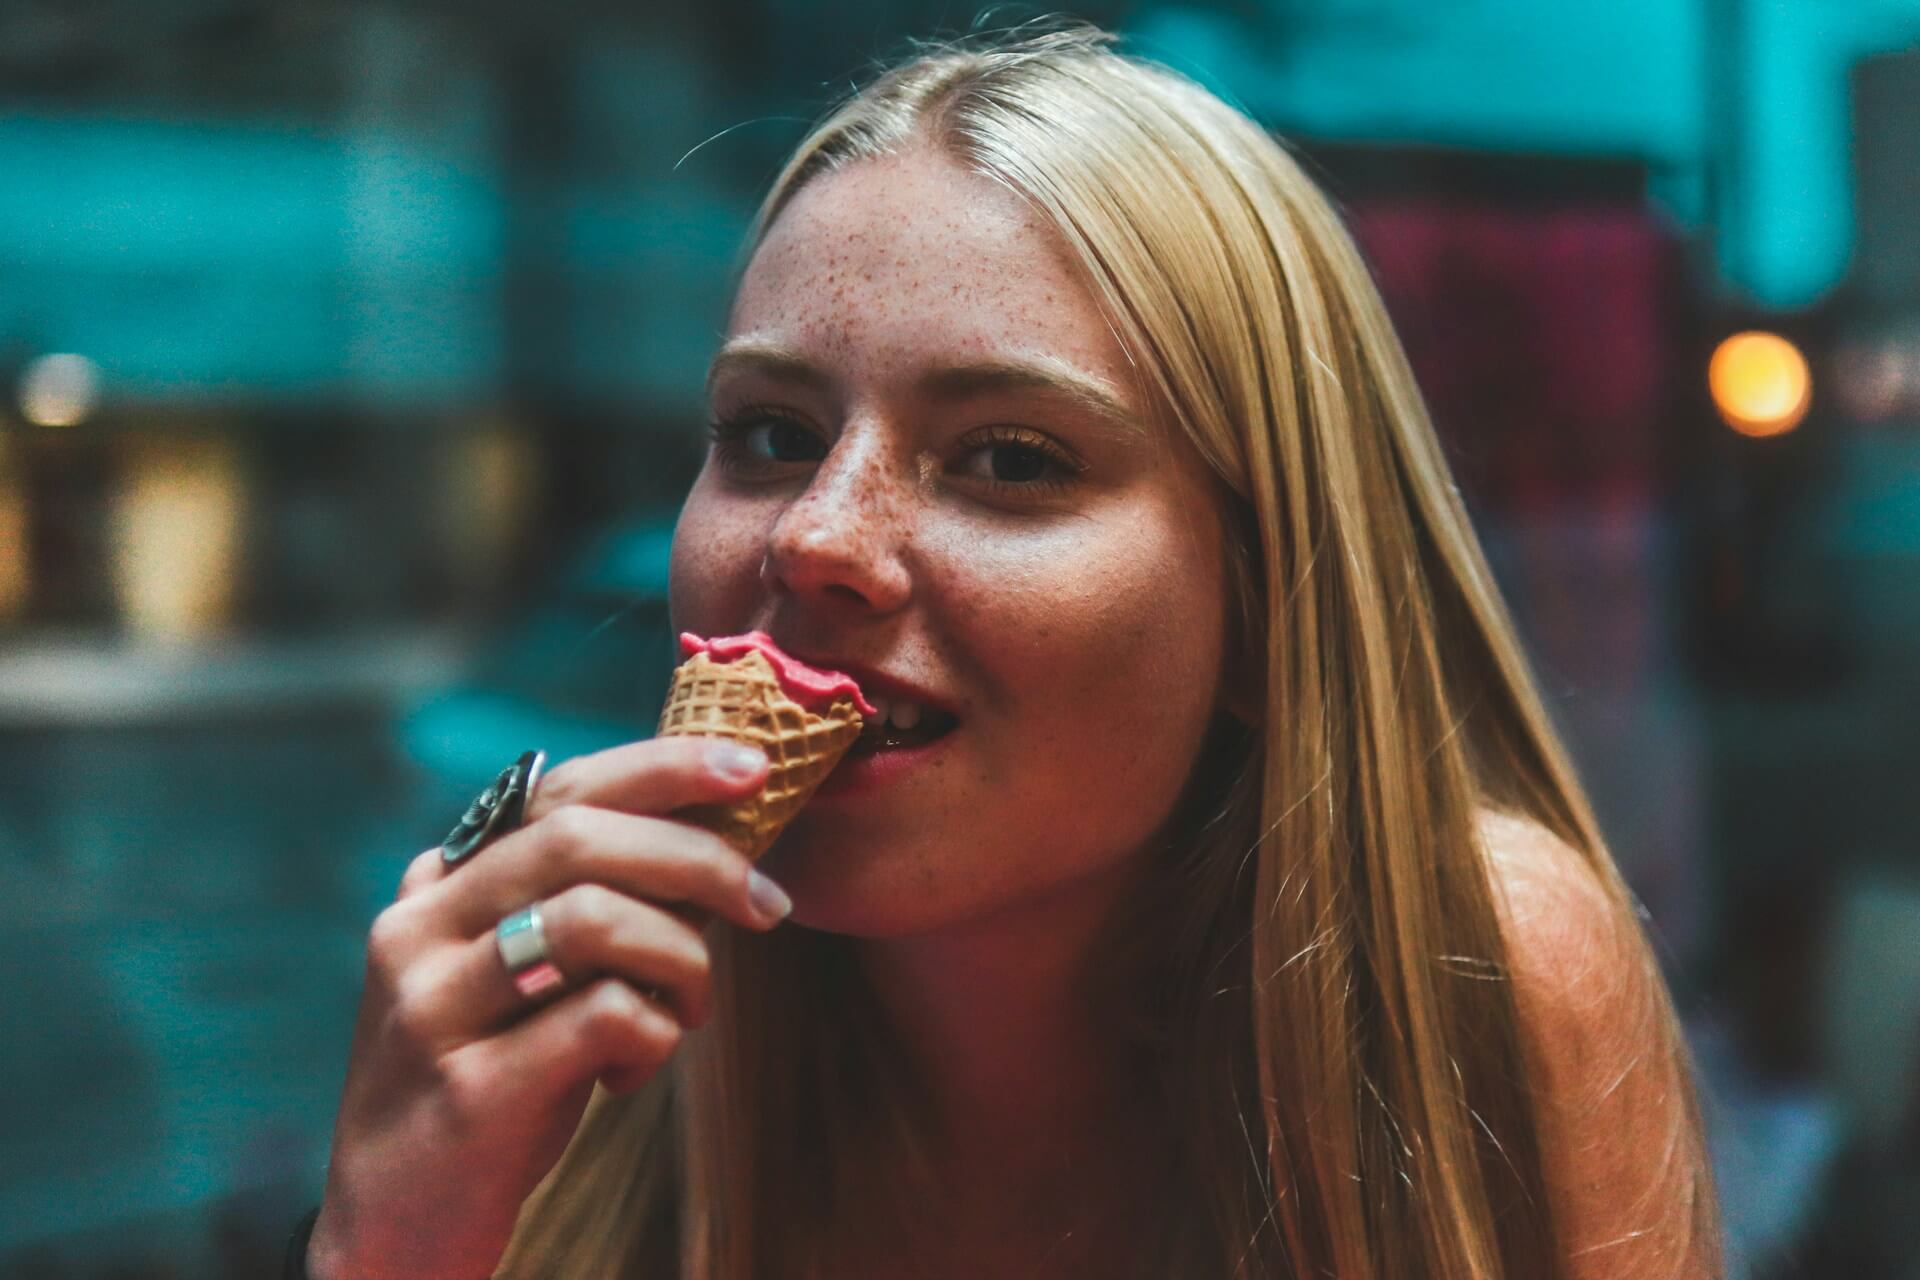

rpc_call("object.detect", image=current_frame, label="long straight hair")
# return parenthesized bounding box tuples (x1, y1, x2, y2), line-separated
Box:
(497, 26, 1716, 1278)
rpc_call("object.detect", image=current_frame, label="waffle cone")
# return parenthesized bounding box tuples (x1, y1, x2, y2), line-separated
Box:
(655, 649, 864, 860)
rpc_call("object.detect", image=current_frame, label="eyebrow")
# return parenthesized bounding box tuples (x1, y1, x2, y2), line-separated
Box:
(705, 340, 1150, 441)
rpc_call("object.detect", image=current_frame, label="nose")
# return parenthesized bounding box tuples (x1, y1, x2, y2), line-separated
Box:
(759, 428, 913, 614)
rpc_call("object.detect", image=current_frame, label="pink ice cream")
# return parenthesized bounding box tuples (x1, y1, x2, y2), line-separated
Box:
(678, 631, 878, 719)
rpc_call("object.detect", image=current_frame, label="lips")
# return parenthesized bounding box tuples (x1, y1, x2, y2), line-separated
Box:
(815, 721, 958, 796)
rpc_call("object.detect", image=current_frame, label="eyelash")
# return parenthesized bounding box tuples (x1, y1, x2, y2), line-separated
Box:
(705, 405, 1087, 498)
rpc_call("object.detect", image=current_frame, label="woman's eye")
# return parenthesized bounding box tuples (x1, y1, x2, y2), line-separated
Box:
(707, 410, 824, 471)
(977, 444, 1049, 483)
(954, 427, 1083, 496)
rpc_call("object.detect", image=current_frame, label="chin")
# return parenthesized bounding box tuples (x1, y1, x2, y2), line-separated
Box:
(756, 835, 947, 940)
(757, 814, 1042, 940)
(758, 819, 1149, 944)
(785, 898, 926, 940)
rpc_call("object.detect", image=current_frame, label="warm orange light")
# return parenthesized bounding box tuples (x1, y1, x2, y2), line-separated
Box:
(0, 436, 26, 620)
(1710, 331, 1811, 438)
(109, 436, 244, 642)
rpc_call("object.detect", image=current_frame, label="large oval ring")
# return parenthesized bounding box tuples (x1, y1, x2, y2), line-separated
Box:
(496, 903, 565, 1000)
(441, 749, 547, 870)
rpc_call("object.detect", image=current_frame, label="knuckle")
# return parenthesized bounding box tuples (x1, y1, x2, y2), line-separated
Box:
(437, 1052, 495, 1126)
(386, 969, 439, 1043)
(540, 803, 601, 860)
(582, 980, 679, 1062)
(365, 904, 417, 984)
(582, 977, 645, 1037)
(529, 758, 574, 812)
(709, 843, 756, 902)
(633, 1007, 683, 1062)
(552, 882, 622, 949)
(652, 918, 711, 983)
(674, 933, 713, 985)
(632, 816, 704, 881)
(395, 848, 442, 900)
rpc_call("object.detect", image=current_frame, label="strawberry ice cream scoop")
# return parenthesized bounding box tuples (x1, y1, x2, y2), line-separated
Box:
(678, 631, 877, 718)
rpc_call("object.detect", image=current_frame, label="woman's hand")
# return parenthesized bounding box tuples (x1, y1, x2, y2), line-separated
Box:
(304, 737, 787, 1280)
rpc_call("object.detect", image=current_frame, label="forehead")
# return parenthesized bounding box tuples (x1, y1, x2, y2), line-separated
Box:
(728, 148, 1136, 393)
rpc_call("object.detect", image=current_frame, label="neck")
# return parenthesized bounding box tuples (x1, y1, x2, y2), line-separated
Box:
(854, 860, 1164, 1222)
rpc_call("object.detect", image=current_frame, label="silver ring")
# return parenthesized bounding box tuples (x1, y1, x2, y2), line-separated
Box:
(496, 903, 564, 1000)
(442, 749, 548, 870)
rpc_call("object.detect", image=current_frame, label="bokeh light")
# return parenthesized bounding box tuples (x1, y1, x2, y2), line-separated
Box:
(1833, 338, 1906, 421)
(1710, 331, 1812, 438)
(109, 436, 245, 643)
(18, 353, 103, 428)
(0, 434, 26, 620)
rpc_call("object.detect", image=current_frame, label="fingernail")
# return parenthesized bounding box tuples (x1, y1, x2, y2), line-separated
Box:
(747, 869, 793, 923)
(710, 742, 766, 782)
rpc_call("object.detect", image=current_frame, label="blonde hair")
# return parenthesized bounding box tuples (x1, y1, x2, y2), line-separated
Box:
(498, 24, 1716, 1278)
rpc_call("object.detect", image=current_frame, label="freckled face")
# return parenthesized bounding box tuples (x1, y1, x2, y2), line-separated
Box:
(668, 147, 1231, 938)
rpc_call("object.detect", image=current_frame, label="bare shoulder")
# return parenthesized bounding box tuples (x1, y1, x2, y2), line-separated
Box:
(1477, 809, 1633, 989)
(1474, 808, 1721, 1280)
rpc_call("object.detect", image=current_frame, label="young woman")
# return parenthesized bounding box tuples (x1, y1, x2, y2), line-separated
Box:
(303, 27, 1720, 1280)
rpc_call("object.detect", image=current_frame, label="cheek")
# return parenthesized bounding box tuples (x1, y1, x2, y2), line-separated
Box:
(667, 481, 767, 635)
(947, 524, 1221, 698)
(934, 515, 1226, 776)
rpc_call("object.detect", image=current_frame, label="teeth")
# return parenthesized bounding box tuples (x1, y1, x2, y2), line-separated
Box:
(857, 698, 932, 738)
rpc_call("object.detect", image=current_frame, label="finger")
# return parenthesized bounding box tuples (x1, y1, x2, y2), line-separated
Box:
(439, 978, 684, 1121)
(394, 736, 765, 906)
(430, 803, 789, 940)
(411, 886, 714, 1039)
(525, 736, 769, 824)
(395, 846, 448, 901)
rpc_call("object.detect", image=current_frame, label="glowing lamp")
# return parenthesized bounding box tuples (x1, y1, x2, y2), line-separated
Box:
(1709, 332, 1811, 438)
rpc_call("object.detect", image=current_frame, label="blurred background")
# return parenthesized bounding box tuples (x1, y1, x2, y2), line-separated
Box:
(1, 1, 1917, 1275)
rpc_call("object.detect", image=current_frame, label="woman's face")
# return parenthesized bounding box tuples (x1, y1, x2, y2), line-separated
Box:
(669, 146, 1232, 939)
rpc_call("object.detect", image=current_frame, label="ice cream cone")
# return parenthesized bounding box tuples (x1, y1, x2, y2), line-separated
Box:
(656, 647, 865, 859)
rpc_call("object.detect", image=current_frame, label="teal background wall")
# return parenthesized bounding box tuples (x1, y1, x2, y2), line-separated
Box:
(13, 0, 1920, 413)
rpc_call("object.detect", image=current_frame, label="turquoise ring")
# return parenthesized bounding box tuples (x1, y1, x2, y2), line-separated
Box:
(496, 903, 564, 1000)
